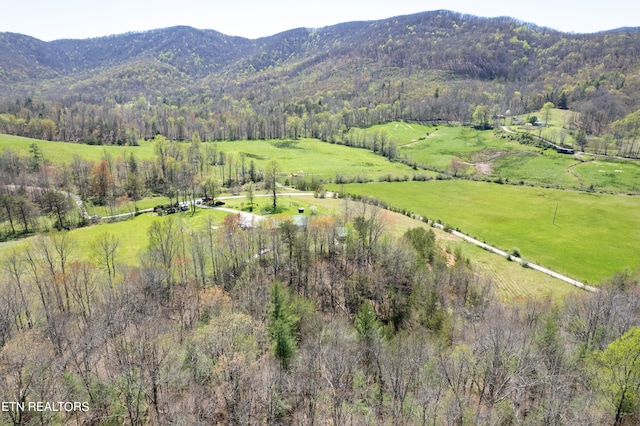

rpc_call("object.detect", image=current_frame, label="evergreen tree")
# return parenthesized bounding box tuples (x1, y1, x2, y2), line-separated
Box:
(558, 91, 568, 110)
(267, 281, 299, 370)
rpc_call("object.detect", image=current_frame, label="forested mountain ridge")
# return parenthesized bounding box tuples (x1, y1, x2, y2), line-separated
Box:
(2, 10, 640, 144)
(0, 26, 251, 80)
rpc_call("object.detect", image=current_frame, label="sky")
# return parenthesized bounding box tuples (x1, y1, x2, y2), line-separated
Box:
(1, 0, 639, 41)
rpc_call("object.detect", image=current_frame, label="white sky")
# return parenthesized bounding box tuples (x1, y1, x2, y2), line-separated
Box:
(1, 0, 638, 41)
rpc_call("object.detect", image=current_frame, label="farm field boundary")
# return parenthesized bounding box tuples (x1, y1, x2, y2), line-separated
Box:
(331, 180, 640, 284)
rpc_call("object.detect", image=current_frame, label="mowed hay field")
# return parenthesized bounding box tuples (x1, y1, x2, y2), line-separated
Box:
(332, 180, 640, 284)
(447, 235, 578, 302)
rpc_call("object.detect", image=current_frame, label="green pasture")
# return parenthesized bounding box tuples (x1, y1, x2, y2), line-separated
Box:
(0, 187, 580, 301)
(492, 150, 640, 193)
(205, 138, 414, 181)
(221, 193, 334, 216)
(72, 208, 236, 264)
(330, 180, 640, 284)
(492, 150, 579, 187)
(367, 122, 640, 194)
(0, 134, 155, 163)
(0, 134, 414, 181)
(365, 122, 434, 146)
(0, 207, 232, 266)
(573, 159, 640, 194)
(395, 124, 533, 170)
(5, 127, 639, 194)
(83, 196, 172, 217)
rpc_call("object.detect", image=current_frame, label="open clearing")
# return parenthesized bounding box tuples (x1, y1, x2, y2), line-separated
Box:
(0, 134, 415, 182)
(331, 180, 640, 284)
(0, 134, 156, 163)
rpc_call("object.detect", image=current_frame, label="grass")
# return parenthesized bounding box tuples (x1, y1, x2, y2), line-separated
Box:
(381, 122, 640, 194)
(3, 126, 640, 287)
(394, 124, 532, 170)
(83, 196, 172, 217)
(0, 134, 155, 163)
(446, 237, 578, 302)
(0, 134, 415, 182)
(573, 158, 640, 194)
(365, 122, 434, 147)
(212, 138, 414, 181)
(222, 192, 336, 217)
(330, 180, 640, 284)
(0, 192, 578, 302)
(0, 207, 232, 266)
(492, 150, 579, 187)
(5, 127, 639, 195)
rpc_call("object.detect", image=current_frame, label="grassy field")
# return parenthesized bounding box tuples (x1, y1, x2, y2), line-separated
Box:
(365, 122, 434, 147)
(0, 191, 579, 302)
(212, 138, 414, 181)
(5, 127, 640, 194)
(83, 196, 172, 217)
(330, 180, 640, 284)
(222, 193, 334, 216)
(3, 128, 639, 288)
(367, 122, 640, 194)
(0, 207, 231, 266)
(0, 134, 415, 182)
(0, 134, 156, 163)
(395, 124, 533, 170)
(573, 158, 640, 194)
(492, 150, 579, 187)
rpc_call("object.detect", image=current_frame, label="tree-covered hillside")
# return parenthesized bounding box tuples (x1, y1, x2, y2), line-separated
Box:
(1, 10, 640, 146)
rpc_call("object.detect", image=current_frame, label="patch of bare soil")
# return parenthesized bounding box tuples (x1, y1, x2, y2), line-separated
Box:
(474, 162, 493, 175)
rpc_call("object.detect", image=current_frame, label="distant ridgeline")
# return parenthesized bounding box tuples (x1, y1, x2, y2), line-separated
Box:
(1, 10, 640, 144)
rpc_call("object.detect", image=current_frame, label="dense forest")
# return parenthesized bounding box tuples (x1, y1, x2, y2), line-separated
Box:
(2, 11, 640, 147)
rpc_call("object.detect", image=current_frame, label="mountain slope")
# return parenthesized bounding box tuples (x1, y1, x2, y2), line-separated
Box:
(3, 11, 640, 88)
(1, 10, 640, 144)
